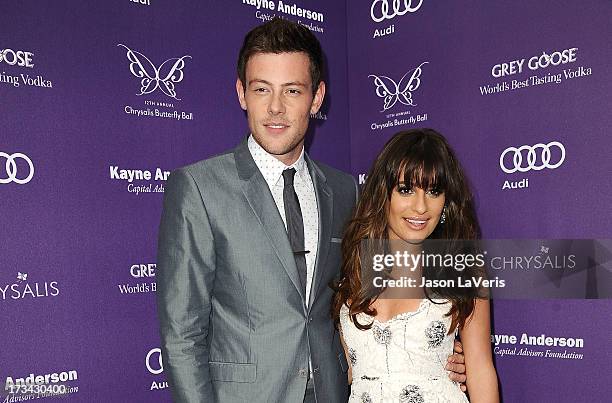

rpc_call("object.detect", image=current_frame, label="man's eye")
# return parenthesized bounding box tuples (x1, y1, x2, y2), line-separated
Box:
(286, 89, 301, 95)
(253, 87, 268, 93)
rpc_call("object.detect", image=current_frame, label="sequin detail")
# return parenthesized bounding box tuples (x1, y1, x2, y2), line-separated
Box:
(360, 392, 373, 403)
(425, 320, 446, 349)
(372, 324, 392, 345)
(399, 385, 425, 403)
(349, 348, 357, 366)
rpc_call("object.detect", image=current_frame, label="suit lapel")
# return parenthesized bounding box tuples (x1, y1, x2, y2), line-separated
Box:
(306, 156, 333, 311)
(234, 138, 305, 303)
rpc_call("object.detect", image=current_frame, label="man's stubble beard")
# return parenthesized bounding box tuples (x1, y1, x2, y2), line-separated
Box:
(251, 122, 307, 160)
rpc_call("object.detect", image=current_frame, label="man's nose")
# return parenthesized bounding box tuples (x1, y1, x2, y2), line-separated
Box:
(268, 92, 286, 115)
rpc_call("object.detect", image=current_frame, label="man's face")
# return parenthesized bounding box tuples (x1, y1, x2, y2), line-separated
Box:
(236, 52, 325, 165)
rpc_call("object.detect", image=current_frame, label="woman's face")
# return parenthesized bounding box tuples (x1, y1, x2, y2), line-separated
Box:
(387, 172, 446, 242)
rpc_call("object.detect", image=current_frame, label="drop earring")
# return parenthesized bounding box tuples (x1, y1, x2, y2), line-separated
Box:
(440, 206, 447, 224)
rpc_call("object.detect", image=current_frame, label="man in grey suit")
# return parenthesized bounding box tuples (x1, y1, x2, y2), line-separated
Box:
(156, 19, 466, 403)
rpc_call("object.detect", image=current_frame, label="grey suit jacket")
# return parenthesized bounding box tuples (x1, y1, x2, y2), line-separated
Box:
(156, 138, 357, 403)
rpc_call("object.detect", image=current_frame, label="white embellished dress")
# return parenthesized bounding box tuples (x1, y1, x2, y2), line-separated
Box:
(339, 299, 469, 403)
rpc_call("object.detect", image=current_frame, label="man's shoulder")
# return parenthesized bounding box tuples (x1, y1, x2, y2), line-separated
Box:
(171, 148, 236, 182)
(311, 160, 355, 187)
(311, 160, 357, 210)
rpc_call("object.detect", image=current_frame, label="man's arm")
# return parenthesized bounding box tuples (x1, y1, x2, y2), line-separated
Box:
(447, 340, 467, 392)
(156, 168, 217, 402)
(352, 175, 359, 204)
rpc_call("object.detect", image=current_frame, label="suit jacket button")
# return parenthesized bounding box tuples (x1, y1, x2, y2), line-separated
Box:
(298, 368, 308, 378)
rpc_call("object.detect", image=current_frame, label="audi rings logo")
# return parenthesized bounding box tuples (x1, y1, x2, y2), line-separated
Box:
(371, 0, 424, 23)
(499, 141, 566, 174)
(1, 152, 34, 184)
(146, 348, 164, 375)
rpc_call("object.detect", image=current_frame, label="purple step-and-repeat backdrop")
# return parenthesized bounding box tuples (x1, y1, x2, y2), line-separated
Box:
(347, 1, 611, 402)
(1, 1, 347, 402)
(1, 0, 610, 402)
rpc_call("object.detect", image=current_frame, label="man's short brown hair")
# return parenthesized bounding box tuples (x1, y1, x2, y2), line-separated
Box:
(237, 18, 324, 95)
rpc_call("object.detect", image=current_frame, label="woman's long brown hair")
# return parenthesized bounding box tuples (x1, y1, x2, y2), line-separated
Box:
(332, 129, 482, 333)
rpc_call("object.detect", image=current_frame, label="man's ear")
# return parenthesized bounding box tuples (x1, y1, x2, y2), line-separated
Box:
(310, 81, 326, 114)
(236, 78, 247, 111)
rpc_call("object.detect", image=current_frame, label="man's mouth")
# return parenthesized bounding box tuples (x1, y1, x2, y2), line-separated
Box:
(264, 122, 290, 129)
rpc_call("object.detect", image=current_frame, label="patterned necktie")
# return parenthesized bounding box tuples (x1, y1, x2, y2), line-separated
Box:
(282, 168, 308, 300)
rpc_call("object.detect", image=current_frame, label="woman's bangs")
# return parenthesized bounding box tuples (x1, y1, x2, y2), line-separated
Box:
(397, 147, 448, 191)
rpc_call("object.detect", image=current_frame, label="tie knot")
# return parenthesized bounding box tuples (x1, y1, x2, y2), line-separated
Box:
(282, 168, 296, 186)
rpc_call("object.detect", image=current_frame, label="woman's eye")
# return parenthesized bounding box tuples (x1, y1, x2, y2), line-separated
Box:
(427, 189, 442, 197)
(397, 186, 414, 195)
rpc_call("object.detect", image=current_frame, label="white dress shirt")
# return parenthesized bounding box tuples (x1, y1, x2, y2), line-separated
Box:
(247, 135, 319, 306)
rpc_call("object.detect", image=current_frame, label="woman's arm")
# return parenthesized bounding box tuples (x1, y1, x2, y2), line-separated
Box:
(339, 328, 353, 384)
(459, 298, 499, 403)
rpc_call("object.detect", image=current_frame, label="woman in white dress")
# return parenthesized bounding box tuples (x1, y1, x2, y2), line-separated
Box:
(332, 129, 499, 402)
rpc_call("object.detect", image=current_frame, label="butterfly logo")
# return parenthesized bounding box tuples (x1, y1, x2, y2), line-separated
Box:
(117, 44, 192, 100)
(17, 272, 28, 282)
(368, 62, 428, 112)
